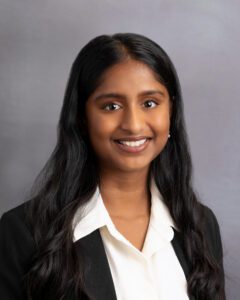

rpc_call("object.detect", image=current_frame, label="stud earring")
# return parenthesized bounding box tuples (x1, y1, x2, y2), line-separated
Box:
(168, 133, 171, 138)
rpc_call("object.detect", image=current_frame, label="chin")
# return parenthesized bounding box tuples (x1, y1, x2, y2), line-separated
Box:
(114, 160, 151, 173)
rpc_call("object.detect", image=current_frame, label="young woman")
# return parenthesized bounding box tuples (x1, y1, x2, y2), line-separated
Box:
(0, 33, 225, 299)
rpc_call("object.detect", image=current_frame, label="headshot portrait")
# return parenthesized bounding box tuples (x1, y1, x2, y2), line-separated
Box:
(0, 1, 239, 299)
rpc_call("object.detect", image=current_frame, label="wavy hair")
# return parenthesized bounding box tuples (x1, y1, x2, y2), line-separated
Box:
(25, 33, 225, 299)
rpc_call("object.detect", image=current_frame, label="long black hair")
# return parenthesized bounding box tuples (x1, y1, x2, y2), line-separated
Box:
(25, 33, 225, 299)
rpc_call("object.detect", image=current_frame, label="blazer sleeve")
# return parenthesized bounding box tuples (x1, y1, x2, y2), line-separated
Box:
(0, 205, 35, 299)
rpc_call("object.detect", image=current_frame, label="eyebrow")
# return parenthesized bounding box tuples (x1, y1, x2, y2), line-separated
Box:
(94, 90, 166, 101)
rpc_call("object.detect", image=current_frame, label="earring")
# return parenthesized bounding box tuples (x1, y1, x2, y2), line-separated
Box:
(168, 133, 171, 138)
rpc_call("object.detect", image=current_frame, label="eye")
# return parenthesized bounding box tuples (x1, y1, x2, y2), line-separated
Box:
(102, 103, 121, 111)
(143, 99, 158, 108)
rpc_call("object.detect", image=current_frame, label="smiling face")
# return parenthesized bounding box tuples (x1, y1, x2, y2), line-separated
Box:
(84, 59, 172, 175)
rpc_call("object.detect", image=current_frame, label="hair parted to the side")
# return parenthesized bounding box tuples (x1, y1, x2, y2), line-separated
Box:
(25, 33, 225, 299)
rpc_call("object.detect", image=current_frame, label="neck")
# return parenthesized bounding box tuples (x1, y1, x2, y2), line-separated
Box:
(99, 167, 151, 218)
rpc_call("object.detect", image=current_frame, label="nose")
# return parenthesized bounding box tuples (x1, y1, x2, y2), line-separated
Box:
(120, 105, 145, 133)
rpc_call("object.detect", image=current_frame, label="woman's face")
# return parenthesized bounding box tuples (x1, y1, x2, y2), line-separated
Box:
(85, 59, 172, 174)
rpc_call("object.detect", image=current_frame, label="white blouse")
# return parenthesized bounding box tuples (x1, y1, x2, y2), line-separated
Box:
(73, 177, 189, 300)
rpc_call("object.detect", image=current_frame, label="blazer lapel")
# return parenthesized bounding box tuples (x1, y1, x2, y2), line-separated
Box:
(171, 228, 196, 300)
(75, 229, 117, 300)
(171, 227, 191, 279)
(74, 227, 191, 300)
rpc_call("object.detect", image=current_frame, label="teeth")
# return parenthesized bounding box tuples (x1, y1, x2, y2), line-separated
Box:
(118, 138, 147, 147)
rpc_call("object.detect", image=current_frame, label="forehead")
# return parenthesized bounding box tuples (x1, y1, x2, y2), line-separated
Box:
(95, 59, 166, 91)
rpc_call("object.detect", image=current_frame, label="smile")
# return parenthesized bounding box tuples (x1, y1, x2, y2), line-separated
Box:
(114, 138, 151, 153)
(118, 138, 147, 147)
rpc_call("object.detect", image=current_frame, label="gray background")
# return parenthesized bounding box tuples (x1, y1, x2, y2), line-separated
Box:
(0, 0, 239, 298)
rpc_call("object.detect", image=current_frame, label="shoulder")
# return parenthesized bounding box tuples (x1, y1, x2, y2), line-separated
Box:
(0, 201, 35, 270)
(201, 204, 221, 238)
(200, 204, 223, 261)
(0, 202, 35, 298)
(0, 201, 33, 240)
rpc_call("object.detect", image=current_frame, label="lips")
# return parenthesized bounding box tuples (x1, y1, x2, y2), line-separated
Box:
(118, 138, 147, 147)
(114, 136, 151, 142)
(113, 137, 151, 153)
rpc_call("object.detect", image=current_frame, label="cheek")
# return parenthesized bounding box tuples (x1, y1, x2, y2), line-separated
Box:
(150, 110, 170, 134)
(87, 113, 116, 141)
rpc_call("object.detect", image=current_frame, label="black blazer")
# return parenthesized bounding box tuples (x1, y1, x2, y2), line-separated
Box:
(0, 203, 224, 300)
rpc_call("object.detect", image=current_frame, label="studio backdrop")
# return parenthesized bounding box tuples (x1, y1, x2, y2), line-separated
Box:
(0, 0, 239, 299)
